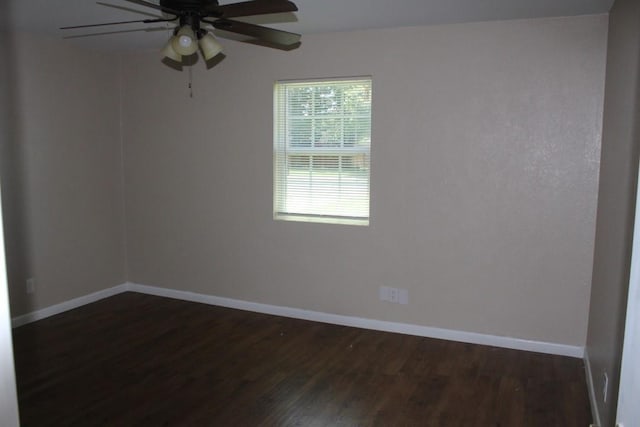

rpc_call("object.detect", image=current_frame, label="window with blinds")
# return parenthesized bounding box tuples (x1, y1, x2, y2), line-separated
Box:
(274, 78, 372, 226)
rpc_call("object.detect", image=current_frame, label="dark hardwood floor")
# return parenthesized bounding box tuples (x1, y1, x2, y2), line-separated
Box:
(12, 292, 592, 426)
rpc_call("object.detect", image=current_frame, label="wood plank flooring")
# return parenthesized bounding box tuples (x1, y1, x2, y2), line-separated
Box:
(12, 292, 592, 426)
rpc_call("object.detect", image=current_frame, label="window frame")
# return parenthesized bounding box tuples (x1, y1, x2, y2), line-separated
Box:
(273, 77, 372, 226)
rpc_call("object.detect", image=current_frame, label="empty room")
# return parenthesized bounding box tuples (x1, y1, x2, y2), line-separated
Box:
(1, 0, 639, 426)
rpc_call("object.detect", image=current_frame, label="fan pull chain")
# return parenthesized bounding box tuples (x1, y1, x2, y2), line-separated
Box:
(188, 66, 194, 98)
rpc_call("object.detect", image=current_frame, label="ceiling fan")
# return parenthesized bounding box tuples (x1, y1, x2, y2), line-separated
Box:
(61, 0, 301, 64)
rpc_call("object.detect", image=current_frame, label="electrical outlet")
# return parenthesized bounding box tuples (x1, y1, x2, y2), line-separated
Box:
(603, 372, 608, 403)
(380, 286, 396, 302)
(388, 287, 399, 303)
(379, 286, 408, 305)
(399, 289, 409, 305)
(379, 286, 390, 301)
(26, 278, 35, 294)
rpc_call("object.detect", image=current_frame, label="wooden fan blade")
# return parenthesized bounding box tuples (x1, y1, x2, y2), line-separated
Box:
(206, 0, 297, 18)
(96, 2, 161, 18)
(63, 26, 169, 39)
(122, 0, 180, 15)
(208, 18, 300, 46)
(60, 18, 173, 30)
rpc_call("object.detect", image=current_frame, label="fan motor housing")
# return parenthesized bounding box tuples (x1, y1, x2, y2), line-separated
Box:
(160, 0, 217, 11)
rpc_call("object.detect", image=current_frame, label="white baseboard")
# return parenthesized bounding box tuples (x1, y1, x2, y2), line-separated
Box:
(584, 348, 602, 427)
(11, 283, 130, 328)
(12, 281, 585, 358)
(128, 282, 584, 358)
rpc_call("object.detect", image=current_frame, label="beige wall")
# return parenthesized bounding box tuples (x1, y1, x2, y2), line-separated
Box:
(121, 15, 607, 346)
(586, 0, 640, 425)
(1, 33, 127, 316)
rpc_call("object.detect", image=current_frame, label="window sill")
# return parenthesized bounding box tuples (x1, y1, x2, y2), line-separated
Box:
(274, 213, 369, 227)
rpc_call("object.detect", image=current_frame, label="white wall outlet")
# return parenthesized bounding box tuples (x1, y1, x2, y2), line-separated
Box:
(388, 287, 399, 303)
(26, 278, 35, 294)
(399, 289, 409, 305)
(603, 372, 609, 403)
(379, 286, 395, 302)
(380, 286, 408, 304)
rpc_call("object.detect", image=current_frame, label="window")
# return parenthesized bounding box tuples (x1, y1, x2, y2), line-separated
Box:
(274, 78, 372, 226)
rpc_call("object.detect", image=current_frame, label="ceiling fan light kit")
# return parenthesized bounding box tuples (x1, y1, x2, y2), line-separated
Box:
(61, 0, 301, 68)
(161, 38, 182, 62)
(199, 33, 223, 60)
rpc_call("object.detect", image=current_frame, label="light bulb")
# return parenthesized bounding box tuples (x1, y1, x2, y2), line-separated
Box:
(171, 26, 198, 56)
(178, 35, 192, 49)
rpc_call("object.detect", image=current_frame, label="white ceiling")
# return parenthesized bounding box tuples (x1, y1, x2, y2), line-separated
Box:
(9, 0, 614, 51)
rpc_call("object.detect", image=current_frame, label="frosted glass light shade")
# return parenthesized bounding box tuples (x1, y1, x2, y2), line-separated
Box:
(199, 33, 223, 60)
(162, 38, 182, 62)
(171, 26, 198, 56)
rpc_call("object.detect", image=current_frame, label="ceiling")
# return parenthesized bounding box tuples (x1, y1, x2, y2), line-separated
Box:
(8, 0, 614, 51)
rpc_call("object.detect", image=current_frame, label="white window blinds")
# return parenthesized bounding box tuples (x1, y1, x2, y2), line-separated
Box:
(274, 78, 372, 226)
